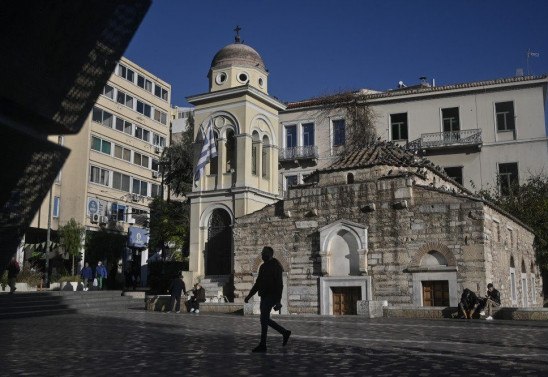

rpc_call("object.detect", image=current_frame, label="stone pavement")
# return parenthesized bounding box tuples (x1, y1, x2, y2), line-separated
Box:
(1, 308, 548, 376)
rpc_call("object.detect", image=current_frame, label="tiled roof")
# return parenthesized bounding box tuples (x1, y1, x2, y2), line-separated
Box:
(286, 75, 547, 110)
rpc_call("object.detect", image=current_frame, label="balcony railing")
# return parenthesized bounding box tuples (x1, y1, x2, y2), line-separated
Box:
(406, 129, 482, 152)
(279, 145, 319, 161)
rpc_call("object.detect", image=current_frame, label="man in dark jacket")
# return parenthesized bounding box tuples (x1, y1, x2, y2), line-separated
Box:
(7, 257, 20, 294)
(245, 246, 291, 353)
(480, 283, 501, 320)
(80, 262, 93, 291)
(459, 288, 480, 319)
(167, 271, 187, 313)
(189, 283, 205, 313)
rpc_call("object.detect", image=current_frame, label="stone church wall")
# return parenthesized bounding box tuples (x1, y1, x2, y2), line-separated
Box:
(233, 173, 541, 313)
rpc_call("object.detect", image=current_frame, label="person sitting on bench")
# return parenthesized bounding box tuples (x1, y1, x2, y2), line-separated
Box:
(459, 288, 480, 319)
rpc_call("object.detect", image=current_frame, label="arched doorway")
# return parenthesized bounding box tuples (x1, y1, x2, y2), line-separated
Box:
(206, 209, 232, 275)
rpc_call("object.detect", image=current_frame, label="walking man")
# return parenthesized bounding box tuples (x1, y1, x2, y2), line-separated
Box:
(244, 246, 291, 353)
(6, 257, 20, 294)
(168, 271, 187, 313)
(95, 261, 107, 290)
(80, 262, 93, 291)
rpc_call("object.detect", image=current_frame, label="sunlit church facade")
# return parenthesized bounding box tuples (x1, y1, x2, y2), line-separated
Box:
(184, 33, 544, 315)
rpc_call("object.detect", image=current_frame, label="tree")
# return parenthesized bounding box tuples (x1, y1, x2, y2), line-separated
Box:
(162, 112, 195, 197)
(58, 218, 85, 275)
(148, 197, 189, 261)
(477, 175, 548, 273)
(311, 90, 378, 155)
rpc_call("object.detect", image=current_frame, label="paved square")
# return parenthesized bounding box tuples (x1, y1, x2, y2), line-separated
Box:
(1, 308, 547, 376)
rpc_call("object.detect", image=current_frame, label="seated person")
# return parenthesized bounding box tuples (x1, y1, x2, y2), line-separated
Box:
(479, 283, 501, 320)
(458, 288, 479, 319)
(188, 283, 206, 313)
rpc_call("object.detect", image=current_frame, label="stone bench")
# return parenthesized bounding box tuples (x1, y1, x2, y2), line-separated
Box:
(383, 306, 548, 320)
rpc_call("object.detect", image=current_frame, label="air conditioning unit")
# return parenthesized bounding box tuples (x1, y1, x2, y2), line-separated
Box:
(110, 214, 118, 222)
(91, 213, 100, 223)
(131, 194, 140, 202)
(154, 146, 161, 154)
(99, 216, 109, 224)
(152, 171, 160, 178)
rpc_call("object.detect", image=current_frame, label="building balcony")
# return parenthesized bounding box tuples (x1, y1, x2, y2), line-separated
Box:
(406, 129, 482, 155)
(279, 145, 319, 163)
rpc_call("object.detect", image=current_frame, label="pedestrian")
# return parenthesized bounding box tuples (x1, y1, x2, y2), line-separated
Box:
(458, 288, 480, 319)
(95, 261, 107, 290)
(80, 262, 93, 291)
(6, 257, 21, 294)
(244, 246, 291, 353)
(167, 271, 187, 313)
(188, 283, 205, 313)
(479, 283, 501, 320)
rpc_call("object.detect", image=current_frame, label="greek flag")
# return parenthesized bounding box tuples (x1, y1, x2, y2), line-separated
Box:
(194, 120, 217, 183)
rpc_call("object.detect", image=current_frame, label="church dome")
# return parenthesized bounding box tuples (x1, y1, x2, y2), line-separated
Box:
(210, 43, 266, 72)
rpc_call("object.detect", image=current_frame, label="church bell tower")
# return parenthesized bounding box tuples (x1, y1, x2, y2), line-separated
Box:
(185, 28, 286, 290)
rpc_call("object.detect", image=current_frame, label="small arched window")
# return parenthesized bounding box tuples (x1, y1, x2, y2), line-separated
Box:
(225, 129, 236, 173)
(262, 135, 270, 178)
(210, 130, 219, 175)
(251, 131, 260, 176)
(521, 260, 527, 273)
(510, 255, 515, 268)
(347, 173, 354, 184)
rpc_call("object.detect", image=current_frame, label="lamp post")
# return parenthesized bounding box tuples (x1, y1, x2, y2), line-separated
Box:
(45, 188, 52, 287)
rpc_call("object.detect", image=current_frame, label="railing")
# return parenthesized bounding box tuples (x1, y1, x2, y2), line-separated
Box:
(407, 129, 482, 151)
(279, 145, 319, 161)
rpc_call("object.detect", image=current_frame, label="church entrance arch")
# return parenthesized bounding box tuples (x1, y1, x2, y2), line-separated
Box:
(206, 208, 232, 275)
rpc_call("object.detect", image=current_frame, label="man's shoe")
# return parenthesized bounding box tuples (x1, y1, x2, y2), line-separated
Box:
(486, 316, 493, 320)
(195, 309, 199, 314)
(176, 311, 180, 313)
(283, 331, 291, 346)
(190, 308, 195, 313)
(252, 344, 267, 353)
(479, 311, 485, 316)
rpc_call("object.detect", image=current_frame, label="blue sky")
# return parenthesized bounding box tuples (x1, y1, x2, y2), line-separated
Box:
(124, 0, 548, 107)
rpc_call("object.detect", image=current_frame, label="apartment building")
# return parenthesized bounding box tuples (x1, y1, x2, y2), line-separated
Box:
(26, 57, 171, 268)
(279, 75, 548, 195)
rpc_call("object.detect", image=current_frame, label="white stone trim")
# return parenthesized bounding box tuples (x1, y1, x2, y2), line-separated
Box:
(319, 276, 372, 315)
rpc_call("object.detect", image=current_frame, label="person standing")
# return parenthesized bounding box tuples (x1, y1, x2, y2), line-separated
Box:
(188, 283, 205, 313)
(244, 246, 291, 353)
(480, 283, 501, 320)
(6, 257, 20, 294)
(80, 262, 93, 291)
(95, 261, 107, 290)
(167, 271, 187, 313)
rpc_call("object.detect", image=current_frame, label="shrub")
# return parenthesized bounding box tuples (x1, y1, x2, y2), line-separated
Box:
(16, 267, 43, 287)
(58, 275, 81, 283)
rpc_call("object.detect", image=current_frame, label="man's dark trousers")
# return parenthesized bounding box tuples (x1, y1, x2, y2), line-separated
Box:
(170, 295, 181, 312)
(260, 296, 287, 345)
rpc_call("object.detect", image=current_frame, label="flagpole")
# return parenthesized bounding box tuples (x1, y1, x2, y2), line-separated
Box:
(527, 49, 530, 75)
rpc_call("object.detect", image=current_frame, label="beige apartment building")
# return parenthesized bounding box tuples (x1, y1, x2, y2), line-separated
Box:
(25, 57, 171, 275)
(279, 75, 548, 196)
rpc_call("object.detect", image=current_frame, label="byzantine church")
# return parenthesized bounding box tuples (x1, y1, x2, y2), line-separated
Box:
(184, 31, 542, 315)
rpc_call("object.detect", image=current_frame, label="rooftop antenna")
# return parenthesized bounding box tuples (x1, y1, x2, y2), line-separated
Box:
(234, 25, 241, 44)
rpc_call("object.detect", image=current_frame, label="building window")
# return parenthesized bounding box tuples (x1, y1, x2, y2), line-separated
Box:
(531, 275, 536, 304)
(442, 107, 460, 132)
(90, 166, 110, 186)
(153, 133, 166, 147)
(132, 178, 148, 196)
(285, 175, 298, 190)
(285, 125, 297, 148)
(137, 74, 152, 92)
(302, 123, 315, 147)
(498, 162, 518, 196)
(136, 100, 152, 118)
(112, 172, 130, 192)
(134, 126, 150, 142)
(111, 203, 126, 222)
(152, 158, 160, 172)
(262, 135, 270, 179)
(91, 136, 112, 155)
(133, 152, 150, 168)
(225, 130, 236, 173)
(151, 184, 161, 198)
(115, 117, 133, 135)
(154, 85, 169, 101)
(114, 145, 131, 162)
(252, 131, 260, 176)
(92, 106, 113, 128)
(153, 109, 167, 125)
(116, 90, 134, 109)
(495, 101, 515, 131)
(52, 196, 60, 218)
(333, 119, 345, 146)
(390, 113, 408, 141)
(443, 166, 463, 185)
(102, 84, 114, 100)
(117, 63, 134, 83)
